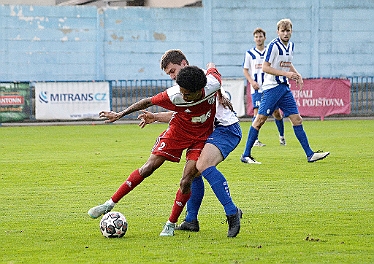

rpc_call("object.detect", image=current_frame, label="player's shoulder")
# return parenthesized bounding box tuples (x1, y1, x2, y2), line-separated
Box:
(269, 37, 280, 45)
(166, 85, 185, 105)
(245, 47, 257, 59)
(248, 47, 256, 53)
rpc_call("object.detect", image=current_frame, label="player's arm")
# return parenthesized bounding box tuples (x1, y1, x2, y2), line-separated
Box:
(138, 110, 174, 128)
(216, 89, 234, 111)
(243, 68, 260, 90)
(99, 97, 153, 123)
(263, 61, 299, 81)
(290, 63, 303, 90)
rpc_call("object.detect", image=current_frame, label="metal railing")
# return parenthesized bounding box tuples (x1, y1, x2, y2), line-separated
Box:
(0, 76, 373, 123)
(348, 76, 374, 116)
(109, 79, 174, 119)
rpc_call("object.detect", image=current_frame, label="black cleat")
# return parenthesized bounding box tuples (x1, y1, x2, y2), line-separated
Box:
(226, 208, 242, 237)
(175, 219, 200, 232)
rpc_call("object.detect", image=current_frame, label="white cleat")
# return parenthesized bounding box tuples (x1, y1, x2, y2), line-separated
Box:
(307, 151, 330, 163)
(253, 140, 266, 147)
(160, 221, 176, 236)
(88, 202, 114, 219)
(240, 156, 261, 164)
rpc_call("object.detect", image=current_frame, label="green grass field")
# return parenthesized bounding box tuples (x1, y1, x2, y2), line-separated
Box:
(1, 119, 373, 263)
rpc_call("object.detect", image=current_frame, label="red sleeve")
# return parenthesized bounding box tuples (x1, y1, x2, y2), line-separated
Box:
(151, 91, 177, 111)
(206, 68, 222, 85)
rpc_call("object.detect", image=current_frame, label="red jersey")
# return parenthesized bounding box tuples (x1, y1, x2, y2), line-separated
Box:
(151, 70, 221, 142)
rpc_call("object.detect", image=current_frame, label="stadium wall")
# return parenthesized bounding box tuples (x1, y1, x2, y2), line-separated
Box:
(0, 0, 373, 82)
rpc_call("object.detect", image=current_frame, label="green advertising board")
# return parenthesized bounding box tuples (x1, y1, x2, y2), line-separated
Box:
(0, 83, 30, 123)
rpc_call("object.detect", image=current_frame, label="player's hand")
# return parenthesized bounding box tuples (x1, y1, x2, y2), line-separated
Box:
(219, 95, 234, 111)
(206, 62, 216, 69)
(251, 81, 260, 90)
(99, 111, 121, 123)
(296, 76, 304, 90)
(286, 71, 299, 81)
(137, 110, 156, 129)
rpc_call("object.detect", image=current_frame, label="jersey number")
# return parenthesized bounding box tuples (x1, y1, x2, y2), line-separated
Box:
(158, 142, 166, 151)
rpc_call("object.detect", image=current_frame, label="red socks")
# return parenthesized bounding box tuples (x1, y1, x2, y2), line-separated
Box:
(111, 169, 144, 203)
(111, 170, 191, 225)
(168, 189, 191, 223)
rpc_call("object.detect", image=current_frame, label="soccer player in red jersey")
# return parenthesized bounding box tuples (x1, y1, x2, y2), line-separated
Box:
(88, 65, 222, 235)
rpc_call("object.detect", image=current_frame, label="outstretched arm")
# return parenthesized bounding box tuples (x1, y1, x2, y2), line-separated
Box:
(99, 97, 153, 123)
(138, 110, 174, 128)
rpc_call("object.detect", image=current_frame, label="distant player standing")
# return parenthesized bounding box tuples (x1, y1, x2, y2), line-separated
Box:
(242, 27, 286, 157)
(241, 19, 329, 164)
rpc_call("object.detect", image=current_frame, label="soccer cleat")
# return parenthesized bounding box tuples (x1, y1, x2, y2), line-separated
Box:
(160, 221, 176, 236)
(175, 219, 200, 232)
(226, 208, 243, 237)
(240, 156, 261, 164)
(307, 150, 330, 163)
(279, 136, 286, 146)
(253, 140, 266, 147)
(88, 201, 114, 219)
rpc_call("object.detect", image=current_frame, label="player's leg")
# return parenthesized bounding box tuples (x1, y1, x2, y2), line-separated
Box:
(160, 159, 197, 236)
(178, 174, 203, 231)
(198, 124, 242, 237)
(88, 154, 166, 219)
(241, 113, 267, 164)
(177, 124, 241, 232)
(242, 87, 282, 164)
(273, 108, 286, 145)
(281, 90, 329, 162)
(249, 92, 266, 147)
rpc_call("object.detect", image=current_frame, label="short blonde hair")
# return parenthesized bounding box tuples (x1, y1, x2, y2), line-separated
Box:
(277, 18, 292, 30)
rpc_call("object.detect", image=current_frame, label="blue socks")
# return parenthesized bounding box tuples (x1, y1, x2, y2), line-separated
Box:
(293, 124, 313, 157)
(202, 166, 237, 216)
(275, 118, 284, 137)
(185, 176, 204, 222)
(243, 126, 259, 157)
(185, 166, 238, 221)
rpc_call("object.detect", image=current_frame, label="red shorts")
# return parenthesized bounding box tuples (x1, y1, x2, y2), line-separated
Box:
(151, 130, 205, 163)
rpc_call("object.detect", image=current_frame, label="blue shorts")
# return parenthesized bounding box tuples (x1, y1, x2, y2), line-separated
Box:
(258, 84, 299, 117)
(206, 122, 242, 159)
(251, 91, 262, 109)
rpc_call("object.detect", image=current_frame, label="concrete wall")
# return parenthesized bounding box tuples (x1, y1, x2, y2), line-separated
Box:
(0, 0, 54, 5)
(0, 0, 373, 82)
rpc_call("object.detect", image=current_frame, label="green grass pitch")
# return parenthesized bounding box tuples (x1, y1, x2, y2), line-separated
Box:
(1, 119, 373, 263)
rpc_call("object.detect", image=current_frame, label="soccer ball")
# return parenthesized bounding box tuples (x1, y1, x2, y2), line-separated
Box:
(100, 211, 128, 238)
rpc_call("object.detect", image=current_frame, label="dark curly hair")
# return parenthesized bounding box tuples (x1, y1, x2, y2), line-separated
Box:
(176, 66, 207, 92)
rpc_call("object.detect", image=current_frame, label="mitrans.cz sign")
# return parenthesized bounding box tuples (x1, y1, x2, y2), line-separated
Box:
(35, 82, 110, 120)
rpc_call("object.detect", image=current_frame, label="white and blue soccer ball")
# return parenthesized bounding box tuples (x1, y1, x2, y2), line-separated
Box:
(100, 212, 128, 238)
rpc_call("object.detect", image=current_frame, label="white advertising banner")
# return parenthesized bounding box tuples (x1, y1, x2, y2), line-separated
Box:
(35, 82, 110, 120)
(221, 78, 245, 117)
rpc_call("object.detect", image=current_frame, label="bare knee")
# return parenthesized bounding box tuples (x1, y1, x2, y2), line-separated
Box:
(253, 115, 267, 130)
(273, 109, 283, 120)
(289, 114, 303, 126)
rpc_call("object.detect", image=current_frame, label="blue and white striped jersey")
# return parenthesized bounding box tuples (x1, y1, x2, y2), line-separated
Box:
(243, 47, 266, 94)
(262, 37, 294, 91)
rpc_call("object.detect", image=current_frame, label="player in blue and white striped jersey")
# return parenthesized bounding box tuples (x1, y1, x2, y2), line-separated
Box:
(242, 27, 286, 150)
(241, 19, 329, 164)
